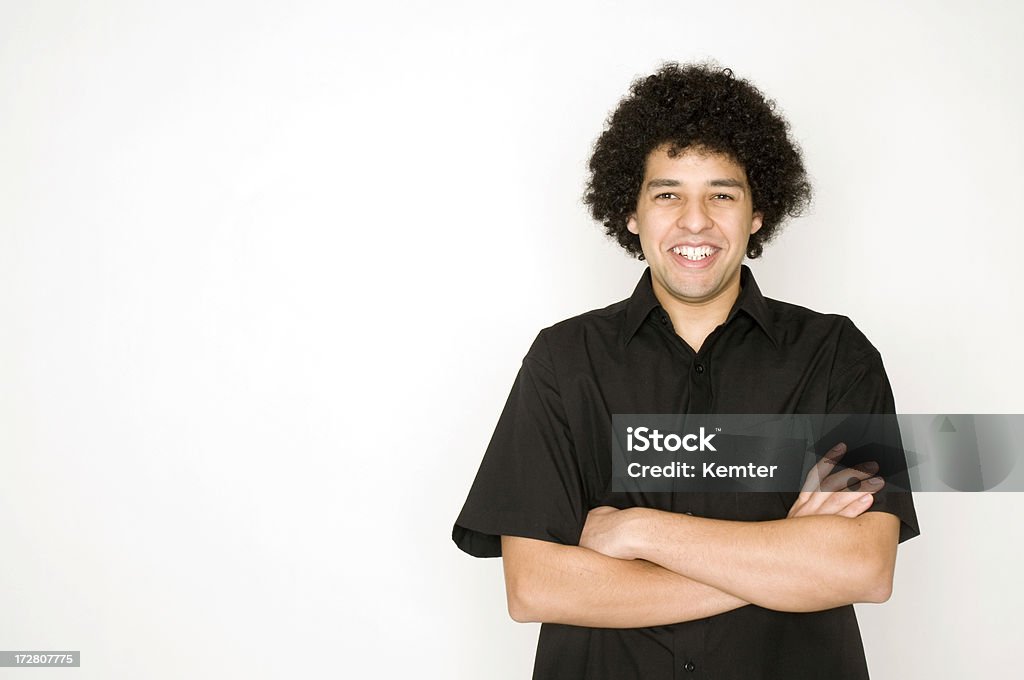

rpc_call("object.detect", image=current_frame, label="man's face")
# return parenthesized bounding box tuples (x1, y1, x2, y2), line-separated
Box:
(628, 145, 763, 310)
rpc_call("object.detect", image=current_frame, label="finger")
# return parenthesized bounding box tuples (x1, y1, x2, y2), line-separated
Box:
(818, 463, 880, 493)
(794, 475, 884, 518)
(818, 476, 885, 514)
(834, 491, 875, 518)
(801, 442, 848, 494)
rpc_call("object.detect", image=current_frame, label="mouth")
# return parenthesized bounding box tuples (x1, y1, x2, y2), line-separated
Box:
(669, 244, 720, 268)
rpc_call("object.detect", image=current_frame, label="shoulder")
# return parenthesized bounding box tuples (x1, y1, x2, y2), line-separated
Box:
(526, 297, 631, 363)
(765, 296, 881, 370)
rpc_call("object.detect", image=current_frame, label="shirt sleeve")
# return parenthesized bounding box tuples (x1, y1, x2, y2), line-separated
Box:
(826, 318, 921, 544)
(452, 331, 587, 558)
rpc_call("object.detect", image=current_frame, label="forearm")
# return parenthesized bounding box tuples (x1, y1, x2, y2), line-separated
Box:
(625, 511, 897, 612)
(501, 535, 747, 628)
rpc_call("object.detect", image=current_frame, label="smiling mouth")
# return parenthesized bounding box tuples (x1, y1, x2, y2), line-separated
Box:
(671, 245, 719, 261)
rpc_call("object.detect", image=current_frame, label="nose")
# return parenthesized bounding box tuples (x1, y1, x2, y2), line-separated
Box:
(676, 199, 712, 233)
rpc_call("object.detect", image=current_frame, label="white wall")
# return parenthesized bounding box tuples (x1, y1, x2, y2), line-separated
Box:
(1, 1, 1021, 677)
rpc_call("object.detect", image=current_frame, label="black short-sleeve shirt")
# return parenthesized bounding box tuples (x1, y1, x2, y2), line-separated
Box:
(453, 266, 919, 680)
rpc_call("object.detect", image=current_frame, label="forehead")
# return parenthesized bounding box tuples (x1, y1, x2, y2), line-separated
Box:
(643, 144, 749, 182)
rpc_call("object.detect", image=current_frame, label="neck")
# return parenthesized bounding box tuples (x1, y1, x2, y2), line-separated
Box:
(652, 272, 742, 353)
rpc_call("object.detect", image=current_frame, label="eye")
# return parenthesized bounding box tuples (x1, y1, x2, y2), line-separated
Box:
(655, 192, 677, 200)
(712, 193, 735, 200)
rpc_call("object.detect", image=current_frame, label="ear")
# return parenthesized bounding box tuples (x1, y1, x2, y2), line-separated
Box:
(751, 212, 763, 234)
(627, 214, 639, 235)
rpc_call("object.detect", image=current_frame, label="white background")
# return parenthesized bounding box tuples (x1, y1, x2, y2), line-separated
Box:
(2, 1, 1022, 678)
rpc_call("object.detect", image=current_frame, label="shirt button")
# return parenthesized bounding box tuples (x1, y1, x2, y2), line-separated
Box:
(694, 363, 705, 374)
(684, 661, 696, 672)
(659, 314, 668, 325)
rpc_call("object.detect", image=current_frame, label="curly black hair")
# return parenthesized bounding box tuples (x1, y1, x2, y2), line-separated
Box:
(584, 62, 811, 259)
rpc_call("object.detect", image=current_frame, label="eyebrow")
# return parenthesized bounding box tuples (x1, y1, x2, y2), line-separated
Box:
(645, 178, 747, 190)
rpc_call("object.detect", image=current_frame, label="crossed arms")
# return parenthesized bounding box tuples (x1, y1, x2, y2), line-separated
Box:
(501, 443, 901, 628)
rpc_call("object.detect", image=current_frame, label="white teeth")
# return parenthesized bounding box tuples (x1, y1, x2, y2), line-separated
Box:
(672, 245, 716, 260)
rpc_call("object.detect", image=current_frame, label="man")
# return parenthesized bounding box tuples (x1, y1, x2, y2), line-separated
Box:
(453, 63, 918, 679)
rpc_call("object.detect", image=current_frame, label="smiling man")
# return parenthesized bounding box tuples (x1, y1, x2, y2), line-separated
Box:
(453, 63, 918, 679)
(629, 145, 764, 351)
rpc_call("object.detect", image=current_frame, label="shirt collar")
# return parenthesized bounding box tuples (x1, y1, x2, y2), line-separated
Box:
(621, 265, 779, 348)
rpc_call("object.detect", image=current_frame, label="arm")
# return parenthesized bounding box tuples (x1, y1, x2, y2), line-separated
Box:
(503, 443, 892, 624)
(579, 445, 899, 612)
(501, 535, 748, 628)
(582, 508, 898, 613)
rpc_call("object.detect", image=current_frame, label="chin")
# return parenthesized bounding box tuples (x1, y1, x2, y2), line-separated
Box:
(667, 283, 717, 302)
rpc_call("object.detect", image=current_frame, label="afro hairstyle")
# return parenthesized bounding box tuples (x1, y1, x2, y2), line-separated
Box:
(584, 62, 812, 259)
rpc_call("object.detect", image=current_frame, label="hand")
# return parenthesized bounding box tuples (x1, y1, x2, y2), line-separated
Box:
(787, 442, 885, 519)
(579, 506, 641, 560)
